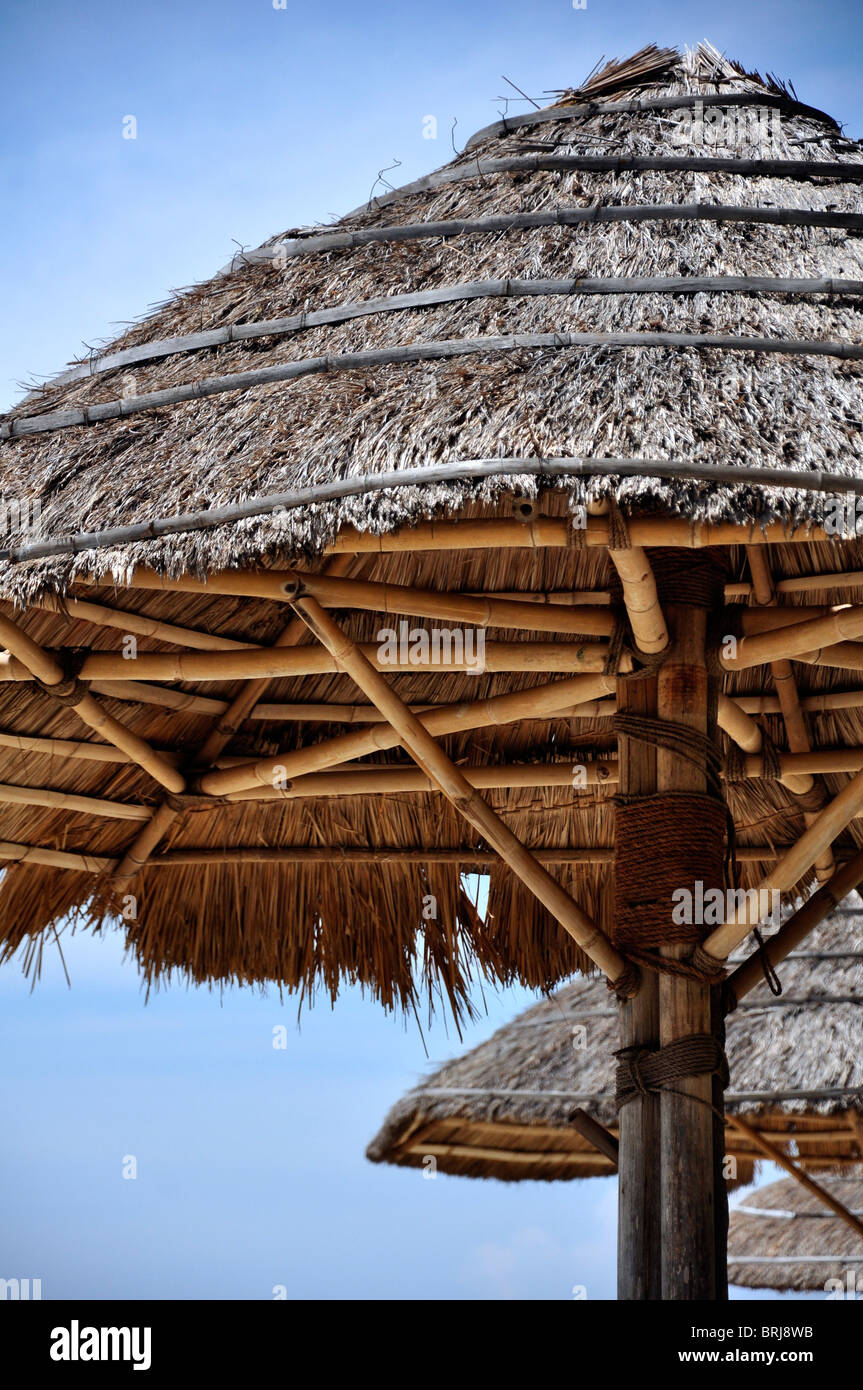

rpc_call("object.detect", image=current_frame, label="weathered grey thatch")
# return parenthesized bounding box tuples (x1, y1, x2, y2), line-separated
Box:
(366, 903, 863, 1180)
(2, 42, 863, 1014)
(728, 1176, 863, 1290)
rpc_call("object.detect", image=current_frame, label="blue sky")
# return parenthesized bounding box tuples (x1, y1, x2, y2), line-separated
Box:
(1, 0, 857, 1299)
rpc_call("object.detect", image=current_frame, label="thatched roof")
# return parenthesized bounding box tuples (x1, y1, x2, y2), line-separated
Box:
(728, 1175, 863, 1290)
(2, 42, 863, 1011)
(366, 903, 863, 1179)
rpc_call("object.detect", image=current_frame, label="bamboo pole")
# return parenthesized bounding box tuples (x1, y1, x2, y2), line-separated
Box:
(726, 1116, 863, 1239)
(746, 547, 833, 882)
(657, 601, 724, 1301)
(704, 769, 863, 961)
(721, 605, 863, 670)
(607, 549, 668, 654)
(221, 746, 863, 801)
(725, 846, 863, 1003)
(0, 613, 184, 793)
(327, 515, 838, 555)
(616, 670, 662, 1300)
(716, 694, 809, 794)
(0, 640, 613, 683)
(31, 594, 252, 651)
(0, 840, 116, 872)
(200, 670, 620, 797)
(0, 729, 135, 763)
(0, 780, 149, 821)
(152, 846, 618, 867)
(286, 593, 630, 987)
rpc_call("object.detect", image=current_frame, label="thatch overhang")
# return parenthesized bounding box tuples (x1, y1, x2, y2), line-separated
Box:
(1, 44, 863, 1013)
(728, 1175, 863, 1290)
(366, 904, 863, 1180)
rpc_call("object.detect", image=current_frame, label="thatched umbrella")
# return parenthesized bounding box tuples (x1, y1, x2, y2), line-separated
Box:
(728, 1176, 863, 1291)
(2, 39, 863, 1297)
(367, 903, 863, 1182)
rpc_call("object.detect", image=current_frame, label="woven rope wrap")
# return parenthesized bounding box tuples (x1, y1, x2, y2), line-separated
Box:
(615, 1035, 730, 1109)
(31, 648, 91, 707)
(612, 791, 728, 949)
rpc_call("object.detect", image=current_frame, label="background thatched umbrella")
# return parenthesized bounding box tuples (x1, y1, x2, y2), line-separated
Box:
(728, 1175, 863, 1290)
(367, 902, 863, 1181)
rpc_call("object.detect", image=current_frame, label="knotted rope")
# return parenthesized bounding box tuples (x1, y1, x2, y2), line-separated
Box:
(615, 1035, 730, 1109)
(31, 647, 91, 708)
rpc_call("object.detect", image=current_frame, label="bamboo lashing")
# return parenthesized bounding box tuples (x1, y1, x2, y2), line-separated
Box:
(0, 613, 184, 793)
(286, 590, 630, 988)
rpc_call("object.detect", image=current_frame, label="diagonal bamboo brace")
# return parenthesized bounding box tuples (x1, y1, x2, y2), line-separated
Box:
(287, 592, 631, 990)
(0, 612, 184, 794)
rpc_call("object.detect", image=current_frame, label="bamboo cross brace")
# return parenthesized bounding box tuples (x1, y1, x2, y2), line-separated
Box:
(0, 612, 184, 793)
(0, 640, 612, 683)
(704, 770, 863, 961)
(199, 669, 621, 796)
(725, 845, 863, 1004)
(722, 604, 863, 670)
(726, 1116, 863, 1240)
(287, 592, 630, 988)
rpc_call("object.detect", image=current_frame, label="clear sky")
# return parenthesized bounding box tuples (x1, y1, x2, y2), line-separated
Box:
(0, 0, 857, 1299)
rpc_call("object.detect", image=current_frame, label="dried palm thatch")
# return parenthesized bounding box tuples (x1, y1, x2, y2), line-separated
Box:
(1, 43, 863, 1019)
(366, 902, 863, 1179)
(728, 1175, 863, 1290)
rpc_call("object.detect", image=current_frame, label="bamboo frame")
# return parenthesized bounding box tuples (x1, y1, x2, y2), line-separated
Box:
(722, 605, 863, 670)
(111, 555, 356, 885)
(287, 593, 629, 987)
(0, 839, 115, 872)
(0, 729, 136, 763)
(200, 670, 620, 797)
(0, 613, 184, 793)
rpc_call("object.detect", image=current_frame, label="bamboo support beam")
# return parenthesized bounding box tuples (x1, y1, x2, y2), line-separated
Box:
(746, 547, 833, 882)
(200, 670, 620, 797)
(327, 516, 840, 555)
(704, 770, 863, 961)
(0, 840, 116, 873)
(0, 780, 150, 821)
(223, 745, 863, 801)
(721, 604, 863, 670)
(0, 640, 612, 683)
(726, 1116, 863, 1239)
(30, 594, 252, 652)
(0, 729, 136, 763)
(608, 548, 668, 654)
(0, 613, 184, 793)
(725, 845, 863, 1004)
(287, 593, 630, 987)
